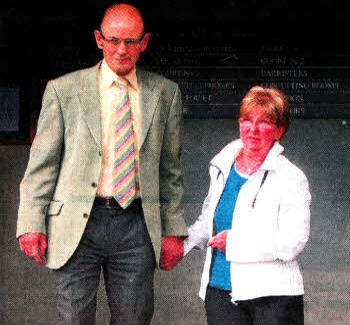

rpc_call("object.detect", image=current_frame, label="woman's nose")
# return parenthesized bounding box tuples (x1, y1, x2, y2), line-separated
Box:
(249, 121, 259, 133)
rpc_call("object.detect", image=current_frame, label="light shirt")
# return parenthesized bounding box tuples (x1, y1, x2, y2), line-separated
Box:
(97, 60, 141, 197)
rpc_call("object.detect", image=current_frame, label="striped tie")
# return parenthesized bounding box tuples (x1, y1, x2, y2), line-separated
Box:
(112, 78, 136, 209)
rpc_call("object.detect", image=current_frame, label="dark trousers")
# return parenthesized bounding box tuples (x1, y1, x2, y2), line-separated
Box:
(205, 286, 304, 325)
(53, 199, 156, 325)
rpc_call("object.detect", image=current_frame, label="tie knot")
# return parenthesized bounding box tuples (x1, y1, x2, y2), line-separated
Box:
(115, 78, 129, 89)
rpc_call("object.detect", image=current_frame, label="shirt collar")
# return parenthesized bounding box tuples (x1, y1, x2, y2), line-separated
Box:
(100, 60, 138, 90)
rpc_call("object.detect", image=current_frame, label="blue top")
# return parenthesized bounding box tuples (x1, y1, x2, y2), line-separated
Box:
(209, 164, 247, 291)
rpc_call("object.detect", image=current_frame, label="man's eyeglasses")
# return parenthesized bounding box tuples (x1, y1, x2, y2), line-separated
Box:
(99, 31, 145, 47)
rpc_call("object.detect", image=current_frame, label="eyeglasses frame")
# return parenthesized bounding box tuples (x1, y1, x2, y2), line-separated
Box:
(99, 30, 146, 47)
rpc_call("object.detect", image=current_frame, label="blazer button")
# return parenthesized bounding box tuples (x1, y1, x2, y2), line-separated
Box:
(83, 213, 89, 219)
(91, 182, 97, 188)
(98, 151, 102, 156)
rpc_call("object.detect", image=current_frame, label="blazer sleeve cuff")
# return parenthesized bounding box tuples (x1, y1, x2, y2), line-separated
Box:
(16, 204, 47, 238)
(161, 214, 188, 238)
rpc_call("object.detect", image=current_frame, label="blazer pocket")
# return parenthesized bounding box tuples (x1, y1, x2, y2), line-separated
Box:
(46, 200, 64, 216)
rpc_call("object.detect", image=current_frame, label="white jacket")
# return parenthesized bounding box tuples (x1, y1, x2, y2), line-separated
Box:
(184, 139, 311, 303)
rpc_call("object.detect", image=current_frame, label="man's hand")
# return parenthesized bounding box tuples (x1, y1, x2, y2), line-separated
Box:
(207, 230, 228, 253)
(19, 232, 47, 265)
(160, 236, 184, 271)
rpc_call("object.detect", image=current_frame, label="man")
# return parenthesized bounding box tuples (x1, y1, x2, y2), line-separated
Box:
(17, 3, 187, 324)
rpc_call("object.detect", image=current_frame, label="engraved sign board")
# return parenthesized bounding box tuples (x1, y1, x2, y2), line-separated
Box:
(1, 0, 349, 131)
(139, 2, 350, 118)
(141, 40, 350, 118)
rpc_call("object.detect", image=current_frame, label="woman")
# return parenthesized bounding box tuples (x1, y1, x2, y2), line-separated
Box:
(183, 86, 311, 324)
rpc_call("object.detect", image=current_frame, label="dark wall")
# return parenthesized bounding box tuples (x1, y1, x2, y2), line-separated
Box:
(0, 2, 350, 323)
(1, 119, 350, 324)
(1, 1, 350, 143)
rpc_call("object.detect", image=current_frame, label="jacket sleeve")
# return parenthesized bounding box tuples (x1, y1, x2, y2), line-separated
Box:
(183, 192, 211, 255)
(17, 81, 64, 238)
(183, 167, 218, 255)
(159, 85, 188, 237)
(226, 168, 311, 263)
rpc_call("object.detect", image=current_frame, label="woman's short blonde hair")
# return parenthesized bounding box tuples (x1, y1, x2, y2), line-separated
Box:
(240, 86, 290, 135)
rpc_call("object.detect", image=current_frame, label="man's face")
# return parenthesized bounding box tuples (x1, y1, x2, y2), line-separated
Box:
(95, 11, 150, 76)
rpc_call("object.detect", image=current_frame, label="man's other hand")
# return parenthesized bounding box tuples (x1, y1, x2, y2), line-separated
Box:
(19, 232, 47, 265)
(160, 236, 184, 271)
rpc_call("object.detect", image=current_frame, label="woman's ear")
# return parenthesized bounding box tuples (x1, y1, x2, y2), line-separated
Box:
(276, 126, 286, 140)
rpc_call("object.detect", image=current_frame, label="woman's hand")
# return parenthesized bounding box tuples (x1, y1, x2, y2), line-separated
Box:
(207, 230, 228, 253)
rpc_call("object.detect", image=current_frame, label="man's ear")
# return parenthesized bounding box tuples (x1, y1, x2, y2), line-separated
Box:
(94, 30, 104, 50)
(140, 32, 151, 52)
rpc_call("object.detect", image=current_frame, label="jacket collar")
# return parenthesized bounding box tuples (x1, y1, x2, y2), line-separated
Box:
(79, 62, 160, 151)
(80, 62, 102, 150)
(210, 139, 284, 180)
(136, 69, 160, 149)
(260, 141, 284, 170)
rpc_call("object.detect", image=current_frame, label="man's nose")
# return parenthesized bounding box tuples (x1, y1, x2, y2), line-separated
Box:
(116, 41, 128, 53)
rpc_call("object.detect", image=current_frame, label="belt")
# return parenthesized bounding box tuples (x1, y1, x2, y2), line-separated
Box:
(93, 196, 142, 214)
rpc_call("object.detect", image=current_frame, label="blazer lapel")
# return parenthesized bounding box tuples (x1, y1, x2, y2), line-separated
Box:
(78, 66, 160, 151)
(79, 63, 102, 150)
(137, 69, 161, 149)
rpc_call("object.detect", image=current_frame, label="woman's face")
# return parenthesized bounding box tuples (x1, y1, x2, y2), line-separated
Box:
(239, 108, 285, 157)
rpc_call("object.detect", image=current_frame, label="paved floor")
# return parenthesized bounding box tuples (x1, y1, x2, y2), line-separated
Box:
(1, 118, 349, 324)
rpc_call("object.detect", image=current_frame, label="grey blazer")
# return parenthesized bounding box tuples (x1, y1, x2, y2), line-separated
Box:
(17, 62, 188, 269)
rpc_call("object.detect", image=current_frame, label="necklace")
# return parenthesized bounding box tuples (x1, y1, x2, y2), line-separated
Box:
(236, 150, 266, 175)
